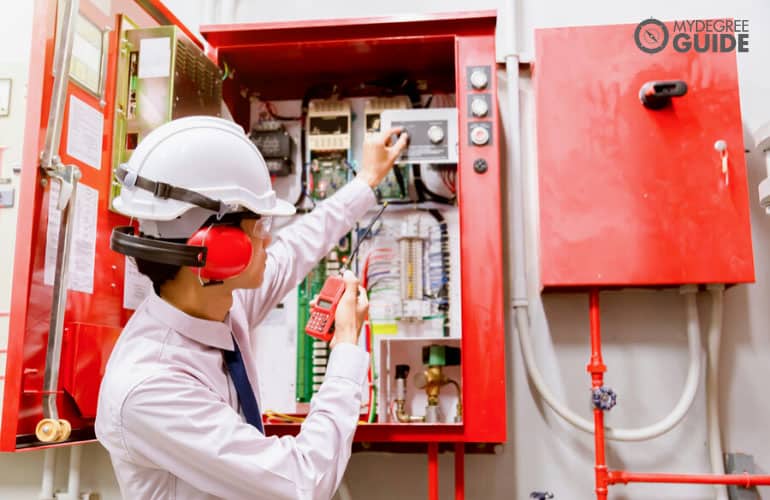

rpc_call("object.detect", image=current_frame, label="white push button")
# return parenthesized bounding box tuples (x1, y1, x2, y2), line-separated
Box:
(470, 126, 490, 146)
(470, 69, 489, 90)
(471, 97, 489, 117)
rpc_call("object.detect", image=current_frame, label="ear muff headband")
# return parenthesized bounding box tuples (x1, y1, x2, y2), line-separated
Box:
(110, 225, 253, 281)
(111, 226, 206, 267)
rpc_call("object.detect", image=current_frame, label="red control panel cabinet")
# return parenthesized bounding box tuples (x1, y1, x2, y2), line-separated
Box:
(2, 5, 505, 451)
(535, 23, 754, 289)
(202, 11, 506, 445)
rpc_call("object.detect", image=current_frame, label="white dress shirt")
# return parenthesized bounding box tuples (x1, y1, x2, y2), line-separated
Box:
(95, 178, 376, 500)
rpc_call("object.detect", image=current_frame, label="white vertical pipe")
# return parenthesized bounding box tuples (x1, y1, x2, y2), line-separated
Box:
(39, 448, 56, 500)
(203, 0, 214, 25)
(65, 445, 82, 499)
(505, 55, 526, 307)
(706, 284, 728, 500)
(221, 0, 235, 23)
(0, 145, 7, 176)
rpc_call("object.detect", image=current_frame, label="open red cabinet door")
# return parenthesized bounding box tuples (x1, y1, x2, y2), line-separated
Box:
(0, 0, 205, 451)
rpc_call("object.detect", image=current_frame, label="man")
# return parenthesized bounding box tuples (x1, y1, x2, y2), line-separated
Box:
(95, 115, 408, 499)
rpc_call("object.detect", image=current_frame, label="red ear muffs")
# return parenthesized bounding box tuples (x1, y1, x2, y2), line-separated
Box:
(187, 225, 252, 281)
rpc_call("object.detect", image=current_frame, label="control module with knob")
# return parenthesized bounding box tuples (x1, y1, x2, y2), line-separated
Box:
(380, 108, 458, 164)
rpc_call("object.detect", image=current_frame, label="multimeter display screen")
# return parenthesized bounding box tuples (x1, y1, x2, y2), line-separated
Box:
(317, 299, 333, 308)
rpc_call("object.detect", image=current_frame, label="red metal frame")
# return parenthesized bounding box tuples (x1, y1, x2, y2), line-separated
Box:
(201, 11, 499, 45)
(202, 12, 505, 445)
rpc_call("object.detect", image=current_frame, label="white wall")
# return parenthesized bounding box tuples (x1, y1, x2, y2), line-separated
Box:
(2, 0, 770, 499)
(0, 0, 33, 350)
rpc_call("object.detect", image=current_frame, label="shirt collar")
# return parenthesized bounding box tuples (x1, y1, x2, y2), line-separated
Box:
(145, 292, 234, 351)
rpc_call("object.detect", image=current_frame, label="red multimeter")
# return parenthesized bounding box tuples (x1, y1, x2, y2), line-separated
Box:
(305, 275, 346, 342)
(304, 202, 389, 343)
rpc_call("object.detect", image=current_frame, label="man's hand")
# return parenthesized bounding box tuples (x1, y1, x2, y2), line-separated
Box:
(357, 127, 409, 188)
(329, 270, 368, 349)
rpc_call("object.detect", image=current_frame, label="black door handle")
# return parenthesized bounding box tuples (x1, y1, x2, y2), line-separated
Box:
(639, 80, 688, 109)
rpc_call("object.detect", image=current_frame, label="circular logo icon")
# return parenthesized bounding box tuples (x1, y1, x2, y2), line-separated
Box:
(634, 18, 669, 54)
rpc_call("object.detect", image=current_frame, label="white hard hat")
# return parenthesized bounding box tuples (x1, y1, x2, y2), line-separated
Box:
(113, 116, 295, 238)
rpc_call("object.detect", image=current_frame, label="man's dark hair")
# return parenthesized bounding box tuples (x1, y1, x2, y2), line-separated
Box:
(133, 235, 186, 294)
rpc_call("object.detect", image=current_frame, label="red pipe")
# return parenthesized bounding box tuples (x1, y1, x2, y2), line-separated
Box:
(588, 289, 770, 497)
(609, 471, 770, 487)
(587, 289, 606, 386)
(429, 442, 439, 500)
(587, 289, 609, 500)
(455, 442, 465, 500)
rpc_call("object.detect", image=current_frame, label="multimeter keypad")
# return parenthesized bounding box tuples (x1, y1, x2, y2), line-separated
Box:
(308, 312, 329, 331)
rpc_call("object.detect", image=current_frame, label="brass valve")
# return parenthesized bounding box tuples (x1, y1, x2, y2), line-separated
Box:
(35, 418, 71, 443)
(420, 365, 449, 406)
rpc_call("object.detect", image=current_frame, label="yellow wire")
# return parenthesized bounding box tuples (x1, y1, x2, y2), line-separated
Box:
(264, 411, 305, 423)
(265, 410, 371, 425)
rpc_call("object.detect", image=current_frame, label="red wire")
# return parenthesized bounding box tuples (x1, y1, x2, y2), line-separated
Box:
(265, 102, 302, 121)
(365, 321, 373, 420)
(441, 171, 456, 194)
(362, 254, 374, 420)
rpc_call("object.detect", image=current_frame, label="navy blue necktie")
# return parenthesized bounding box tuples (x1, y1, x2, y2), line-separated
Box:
(223, 335, 264, 433)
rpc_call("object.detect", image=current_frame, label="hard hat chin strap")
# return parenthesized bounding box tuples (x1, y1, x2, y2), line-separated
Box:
(116, 164, 231, 214)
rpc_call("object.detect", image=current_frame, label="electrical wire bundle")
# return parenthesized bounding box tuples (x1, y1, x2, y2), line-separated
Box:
(425, 210, 451, 336)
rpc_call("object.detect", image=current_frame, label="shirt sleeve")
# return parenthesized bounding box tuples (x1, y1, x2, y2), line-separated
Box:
(234, 177, 376, 329)
(120, 343, 369, 500)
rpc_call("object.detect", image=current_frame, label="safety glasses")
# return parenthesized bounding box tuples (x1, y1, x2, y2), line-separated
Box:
(241, 213, 272, 239)
(206, 211, 273, 239)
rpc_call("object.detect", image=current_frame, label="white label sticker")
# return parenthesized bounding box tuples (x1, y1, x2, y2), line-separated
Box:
(138, 37, 171, 79)
(44, 182, 99, 294)
(0, 79, 10, 116)
(123, 256, 153, 310)
(68, 183, 99, 294)
(66, 95, 104, 169)
(44, 181, 63, 287)
(70, 14, 104, 95)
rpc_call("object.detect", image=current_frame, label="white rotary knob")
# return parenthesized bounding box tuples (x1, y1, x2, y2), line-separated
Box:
(427, 125, 445, 144)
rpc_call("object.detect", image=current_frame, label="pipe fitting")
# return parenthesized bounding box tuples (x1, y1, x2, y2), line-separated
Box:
(592, 387, 617, 411)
